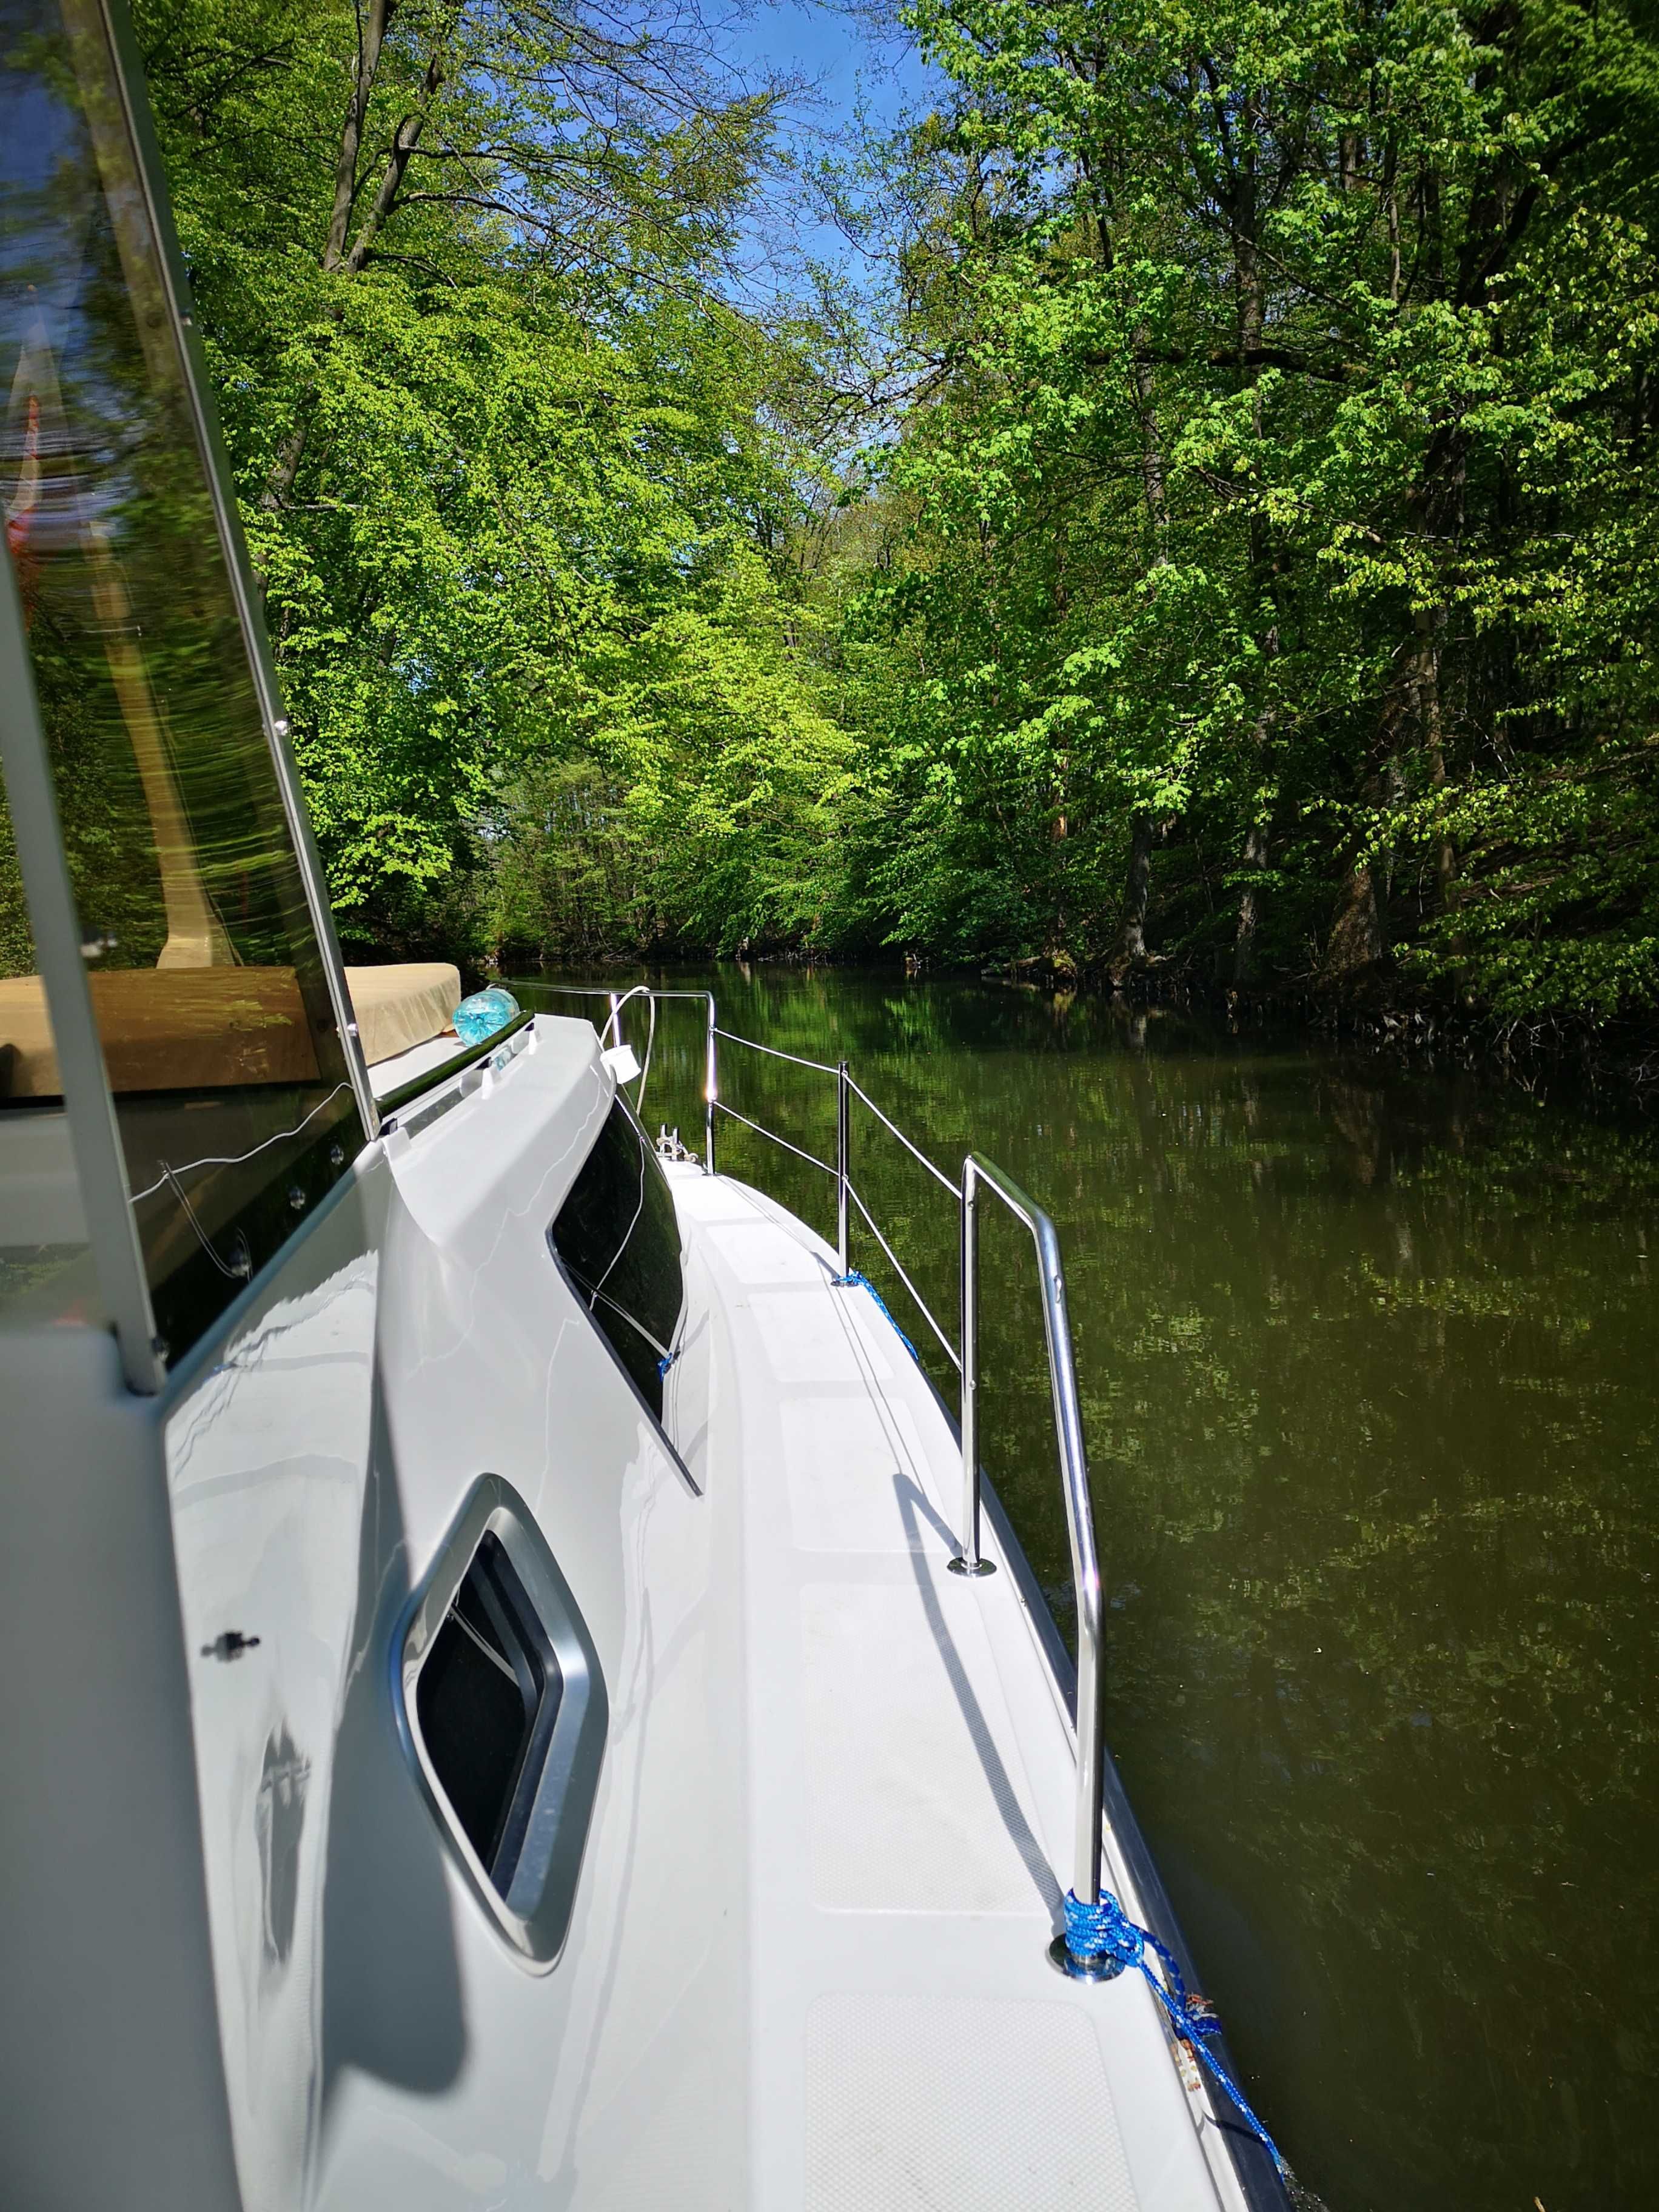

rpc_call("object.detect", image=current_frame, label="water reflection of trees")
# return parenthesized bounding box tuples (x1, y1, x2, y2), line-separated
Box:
(518, 969, 1659, 2212)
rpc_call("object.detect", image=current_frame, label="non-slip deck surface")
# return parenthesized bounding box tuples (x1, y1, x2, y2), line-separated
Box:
(805, 1992, 1140, 2212)
(670, 1170, 1243, 2212)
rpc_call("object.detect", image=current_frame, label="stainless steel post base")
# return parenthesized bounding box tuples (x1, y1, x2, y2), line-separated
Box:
(1047, 1935, 1125, 1982)
(947, 1554, 996, 1577)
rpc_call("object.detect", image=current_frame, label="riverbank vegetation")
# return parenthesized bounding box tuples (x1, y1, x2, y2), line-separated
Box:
(140, 0, 1659, 1035)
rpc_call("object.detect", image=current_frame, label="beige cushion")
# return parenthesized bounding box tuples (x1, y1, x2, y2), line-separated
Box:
(343, 963, 461, 1067)
(0, 969, 320, 1096)
(0, 960, 463, 1094)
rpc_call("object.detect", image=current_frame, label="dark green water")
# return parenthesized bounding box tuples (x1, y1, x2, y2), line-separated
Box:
(517, 967, 1659, 2212)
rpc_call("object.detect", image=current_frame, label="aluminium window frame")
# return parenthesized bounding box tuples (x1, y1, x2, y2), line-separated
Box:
(0, 545, 159, 1392)
(0, 0, 382, 1391)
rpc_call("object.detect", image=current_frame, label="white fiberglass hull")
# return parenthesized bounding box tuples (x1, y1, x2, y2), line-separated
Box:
(0, 1015, 1250, 2210)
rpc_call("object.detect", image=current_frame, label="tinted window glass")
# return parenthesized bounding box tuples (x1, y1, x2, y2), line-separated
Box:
(0, 0, 363, 1359)
(551, 1100, 685, 1419)
(415, 1533, 561, 1889)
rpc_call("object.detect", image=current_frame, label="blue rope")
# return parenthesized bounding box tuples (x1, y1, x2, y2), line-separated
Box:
(839, 1270, 920, 1363)
(1063, 1890, 1292, 2187)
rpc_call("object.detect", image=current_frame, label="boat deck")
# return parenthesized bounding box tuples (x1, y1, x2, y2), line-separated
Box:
(669, 1166, 1247, 2212)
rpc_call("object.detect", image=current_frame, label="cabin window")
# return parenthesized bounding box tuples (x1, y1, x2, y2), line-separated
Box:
(549, 1099, 685, 1420)
(0, 0, 363, 1366)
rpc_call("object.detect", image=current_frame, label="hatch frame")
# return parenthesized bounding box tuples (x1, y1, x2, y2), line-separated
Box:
(394, 1473, 609, 1969)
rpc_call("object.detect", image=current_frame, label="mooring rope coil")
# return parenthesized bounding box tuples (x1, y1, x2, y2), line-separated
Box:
(1062, 1889, 1297, 2189)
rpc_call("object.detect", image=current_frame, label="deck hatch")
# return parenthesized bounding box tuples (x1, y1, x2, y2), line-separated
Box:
(415, 1533, 561, 1885)
(398, 1476, 608, 1967)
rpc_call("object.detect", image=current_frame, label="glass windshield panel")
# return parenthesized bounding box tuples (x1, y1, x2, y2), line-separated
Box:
(550, 1101, 685, 1420)
(0, 0, 361, 1360)
(0, 788, 95, 1322)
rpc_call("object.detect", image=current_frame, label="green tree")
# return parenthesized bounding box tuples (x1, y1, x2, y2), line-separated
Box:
(137, 0, 853, 959)
(838, 0, 1659, 1024)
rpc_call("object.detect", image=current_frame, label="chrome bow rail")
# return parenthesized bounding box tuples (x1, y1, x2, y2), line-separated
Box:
(538, 982, 1108, 1934)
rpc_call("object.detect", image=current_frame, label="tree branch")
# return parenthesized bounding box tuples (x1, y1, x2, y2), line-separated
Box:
(344, 43, 450, 273)
(324, 0, 394, 273)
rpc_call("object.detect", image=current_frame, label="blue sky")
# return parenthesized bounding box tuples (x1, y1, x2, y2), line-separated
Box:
(723, 0, 937, 132)
(715, 0, 945, 273)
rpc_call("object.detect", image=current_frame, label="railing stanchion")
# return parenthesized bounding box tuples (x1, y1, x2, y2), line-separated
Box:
(836, 1059, 850, 1276)
(950, 1155, 1105, 1937)
(949, 1162, 994, 1577)
(1037, 1215, 1104, 1916)
(704, 994, 717, 1176)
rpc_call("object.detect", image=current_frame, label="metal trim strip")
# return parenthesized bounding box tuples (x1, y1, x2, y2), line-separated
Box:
(96, 0, 379, 1144)
(0, 545, 160, 1390)
(377, 1010, 535, 1119)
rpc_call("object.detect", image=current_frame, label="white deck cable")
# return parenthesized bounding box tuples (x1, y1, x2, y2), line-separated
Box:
(845, 1076, 960, 1195)
(712, 1027, 841, 1077)
(713, 1099, 838, 1176)
(127, 1081, 353, 1201)
(844, 1179, 962, 1370)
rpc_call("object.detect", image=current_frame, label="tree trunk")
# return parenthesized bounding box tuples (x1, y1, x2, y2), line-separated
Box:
(1384, 139, 1402, 304)
(1078, 152, 1171, 962)
(1233, 817, 1270, 982)
(1119, 812, 1154, 961)
(324, 0, 395, 273)
(1132, 357, 1169, 553)
(1326, 851, 1384, 974)
(1326, 742, 1398, 977)
(1229, 122, 1281, 979)
(260, 13, 446, 523)
(1412, 603, 1455, 904)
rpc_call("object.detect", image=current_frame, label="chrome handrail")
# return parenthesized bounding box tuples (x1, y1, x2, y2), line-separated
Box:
(531, 980, 1104, 1925)
(955, 1155, 1104, 1913)
(536, 985, 717, 1172)
(837, 1059, 851, 1276)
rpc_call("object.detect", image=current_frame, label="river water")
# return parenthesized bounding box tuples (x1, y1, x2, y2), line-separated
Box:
(516, 966, 1659, 2212)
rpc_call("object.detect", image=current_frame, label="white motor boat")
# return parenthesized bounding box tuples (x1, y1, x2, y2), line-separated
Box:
(0, 6, 1300, 2207)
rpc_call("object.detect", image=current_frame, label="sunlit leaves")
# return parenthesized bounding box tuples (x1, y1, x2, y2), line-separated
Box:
(837, 0, 1659, 1015)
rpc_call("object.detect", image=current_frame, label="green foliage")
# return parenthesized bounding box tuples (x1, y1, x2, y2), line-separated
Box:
(137, 0, 851, 960)
(834, 0, 1659, 1020)
(136, 0, 1659, 1027)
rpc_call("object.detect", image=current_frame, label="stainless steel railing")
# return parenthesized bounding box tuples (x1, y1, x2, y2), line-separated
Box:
(534, 981, 1106, 1920)
(958, 1155, 1105, 1912)
(545, 984, 719, 1173)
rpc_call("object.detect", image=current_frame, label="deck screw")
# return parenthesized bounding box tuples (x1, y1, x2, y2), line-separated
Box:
(201, 1630, 261, 1663)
